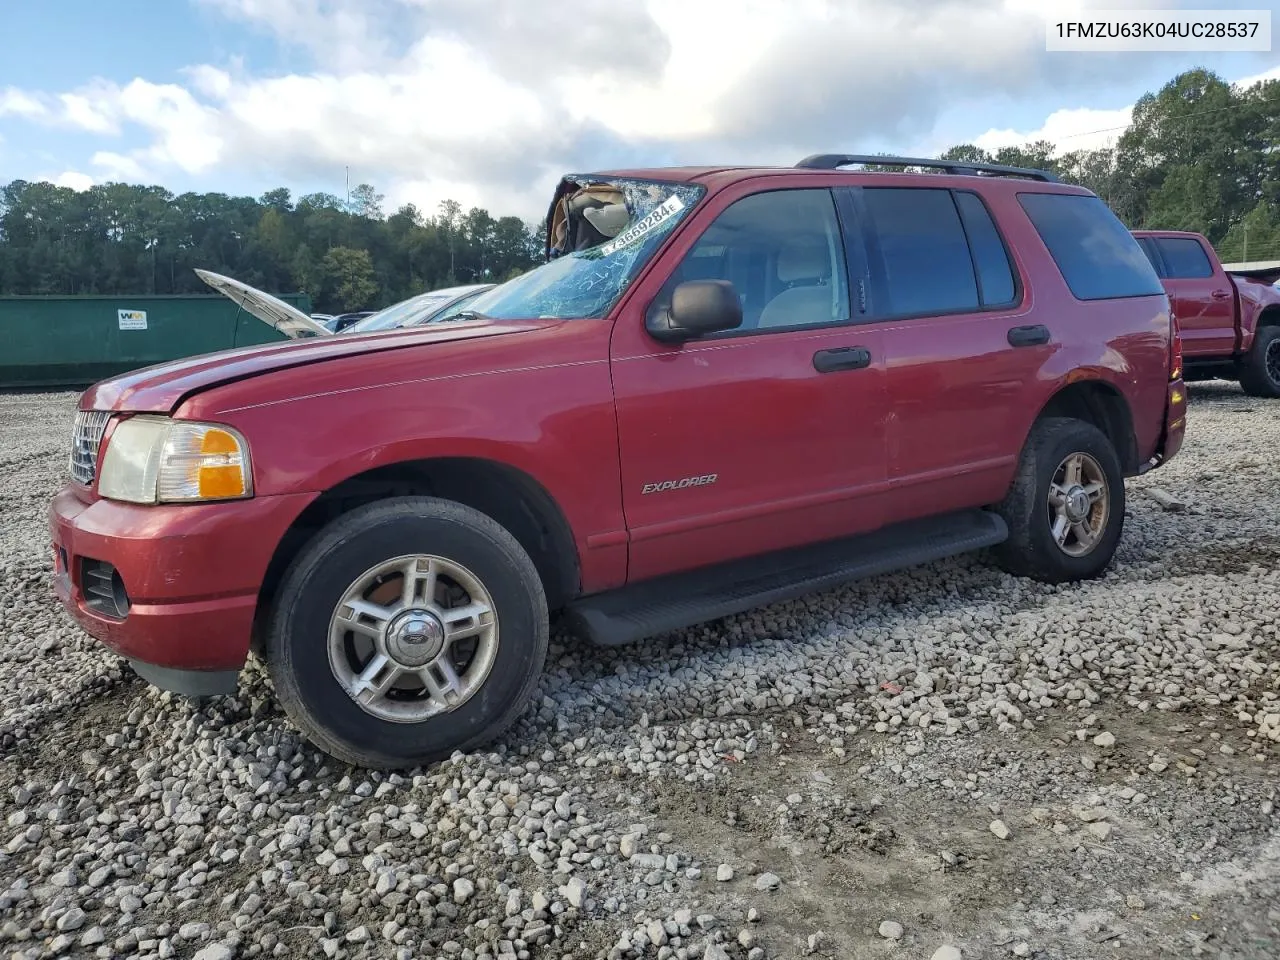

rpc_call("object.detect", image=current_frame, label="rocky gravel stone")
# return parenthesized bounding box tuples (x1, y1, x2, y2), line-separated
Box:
(1, 386, 1279, 960)
(878, 920, 904, 940)
(753, 872, 781, 891)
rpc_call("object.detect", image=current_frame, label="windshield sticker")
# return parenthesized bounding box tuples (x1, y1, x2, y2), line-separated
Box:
(595, 195, 686, 258)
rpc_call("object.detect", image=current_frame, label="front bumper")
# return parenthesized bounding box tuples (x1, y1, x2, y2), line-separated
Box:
(49, 486, 315, 691)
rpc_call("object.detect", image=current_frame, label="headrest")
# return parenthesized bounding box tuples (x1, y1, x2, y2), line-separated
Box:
(549, 183, 628, 256)
(777, 241, 829, 283)
(582, 203, 629, 237)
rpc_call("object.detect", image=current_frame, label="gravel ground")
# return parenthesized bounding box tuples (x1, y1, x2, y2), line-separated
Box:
(1, 384, 1277, 960)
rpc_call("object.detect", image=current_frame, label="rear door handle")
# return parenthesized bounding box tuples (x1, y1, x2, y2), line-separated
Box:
(1007, 324, 1050, 347)
(813, 346, 872, 373)
(1211, 289, 1231, 300)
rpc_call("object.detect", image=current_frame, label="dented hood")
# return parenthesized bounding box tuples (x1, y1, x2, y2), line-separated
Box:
(195, 268, 334, 338)
(82, 319, 555, 413)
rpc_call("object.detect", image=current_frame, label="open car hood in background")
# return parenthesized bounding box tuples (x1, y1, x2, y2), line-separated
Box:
(195, 269, 333, 339)
(1226, 264, 1280, 284)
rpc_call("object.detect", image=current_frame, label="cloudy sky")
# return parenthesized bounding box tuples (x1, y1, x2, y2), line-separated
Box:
(1, 0, 1278, 221)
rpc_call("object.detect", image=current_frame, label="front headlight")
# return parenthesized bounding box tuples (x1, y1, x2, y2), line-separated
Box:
(98, 416, 253, 504)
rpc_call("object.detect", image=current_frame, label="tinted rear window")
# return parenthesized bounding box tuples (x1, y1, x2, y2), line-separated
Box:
(1155, 237, 1214, 279)
(863, 187, 978, 316)
(1018, 193, 1164, 300)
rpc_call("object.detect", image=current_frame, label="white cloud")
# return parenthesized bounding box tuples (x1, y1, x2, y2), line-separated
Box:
(59, 91, 119, 134)
(184, 64, 236, 100)
(975, 105, 1134, 154)
(52, 171, 94, 191)
(1, 0, 1270, 217)
(197, 0, 397, 70)
(91, 151, 151, 181)
(1236, 63, 1280, 89)
(1001, 0, 1176, 17)
(0, 88, 47, 119)
(116, 80, 224, 172)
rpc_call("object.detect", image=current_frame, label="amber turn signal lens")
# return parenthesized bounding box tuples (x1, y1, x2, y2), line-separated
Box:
(197, 429, 248, 499)
(156, 422, 253, 502)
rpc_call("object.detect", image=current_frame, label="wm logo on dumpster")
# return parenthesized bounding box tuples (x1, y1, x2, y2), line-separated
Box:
(117, 309, 148, 330)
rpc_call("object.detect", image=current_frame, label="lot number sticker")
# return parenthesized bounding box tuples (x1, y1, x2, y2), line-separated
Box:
(596, 195, 685, 257)
(118, 309, 148, 330)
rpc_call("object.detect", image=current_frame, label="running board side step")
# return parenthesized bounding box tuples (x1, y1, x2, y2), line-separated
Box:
(565, 509, 1008, 646)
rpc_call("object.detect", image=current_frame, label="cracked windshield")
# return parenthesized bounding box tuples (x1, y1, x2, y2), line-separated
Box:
(460, 178, 704, 320)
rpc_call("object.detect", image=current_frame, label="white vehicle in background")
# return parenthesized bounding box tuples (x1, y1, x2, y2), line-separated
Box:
(194, 268, 494, 339)
(342, 285, 493, 334)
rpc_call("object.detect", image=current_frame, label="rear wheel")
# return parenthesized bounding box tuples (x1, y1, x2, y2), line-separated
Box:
(265, 497, 548, 769)
(993, 417, 1125, 584)
(1238, 325, 1280, 398)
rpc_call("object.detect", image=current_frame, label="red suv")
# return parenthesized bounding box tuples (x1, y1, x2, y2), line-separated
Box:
(50, 155, 1185, 768)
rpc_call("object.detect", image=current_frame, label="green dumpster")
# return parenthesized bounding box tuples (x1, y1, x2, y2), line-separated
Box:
(0, 292, 312, 389)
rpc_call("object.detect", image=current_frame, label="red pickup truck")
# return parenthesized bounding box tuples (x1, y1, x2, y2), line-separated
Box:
(51, 156, 1185, 768)
(1134, 229, 1280, 397)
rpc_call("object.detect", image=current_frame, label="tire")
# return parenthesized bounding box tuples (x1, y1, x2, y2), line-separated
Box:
(265, 496, 548, 769)
(1238, 325, 1280, 398)
(992, 417, 1125, 584)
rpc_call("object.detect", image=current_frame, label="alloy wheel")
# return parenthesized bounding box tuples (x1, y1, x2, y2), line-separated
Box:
(327, 554, 498, 722)
(1046, 452, 1109, 558)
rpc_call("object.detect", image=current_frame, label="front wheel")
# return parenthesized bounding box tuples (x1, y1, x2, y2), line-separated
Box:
(1238, 325, 1280, 398)
(992, 417, 1125, 584)
(265, 497, 548, 769)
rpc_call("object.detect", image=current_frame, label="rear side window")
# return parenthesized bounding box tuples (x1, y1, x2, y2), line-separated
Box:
(1155, 237, 1214, 279)
(954, 191, 1017, 306)
(863, 188, 978, 316)
(1018, 193, 1164, 300)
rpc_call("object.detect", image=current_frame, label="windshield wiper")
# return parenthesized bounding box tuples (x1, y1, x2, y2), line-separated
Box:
(441, 310, 489, 323)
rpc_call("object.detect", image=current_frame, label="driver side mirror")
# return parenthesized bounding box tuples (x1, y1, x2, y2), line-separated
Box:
(646, 280, 743, 343)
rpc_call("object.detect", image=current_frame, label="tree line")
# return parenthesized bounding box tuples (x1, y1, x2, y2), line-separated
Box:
(934, 68, 1280, 263)
(0, 180, 542, 313)
(3, 67, 1280, 312)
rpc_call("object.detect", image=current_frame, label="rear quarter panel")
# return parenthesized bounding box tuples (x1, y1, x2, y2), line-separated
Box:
(176, 321, 628, 593)
(987, 186, 1172, 471)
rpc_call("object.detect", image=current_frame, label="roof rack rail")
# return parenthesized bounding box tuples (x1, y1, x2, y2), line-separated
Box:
(795, 154, 1060, 183)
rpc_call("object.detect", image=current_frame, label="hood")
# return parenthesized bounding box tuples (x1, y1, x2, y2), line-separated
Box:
(195, 268, 333, 338)
(1228, 264, 1280, 284)
(1231, 271, 1280, 317)
(83, 318, 557, 413)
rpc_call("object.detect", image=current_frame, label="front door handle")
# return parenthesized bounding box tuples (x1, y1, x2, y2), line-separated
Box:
(813, 346, 872, 373)
(1211, 289, 1232, 300)
(1008, 324, 1050, 347)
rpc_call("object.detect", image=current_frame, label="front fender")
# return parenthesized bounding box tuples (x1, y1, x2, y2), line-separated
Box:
(175, 325, 629, 593)
(1235, 278, 1280, 352)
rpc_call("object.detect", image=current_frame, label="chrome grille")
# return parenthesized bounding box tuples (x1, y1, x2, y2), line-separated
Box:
(69, 411, 110, 485)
